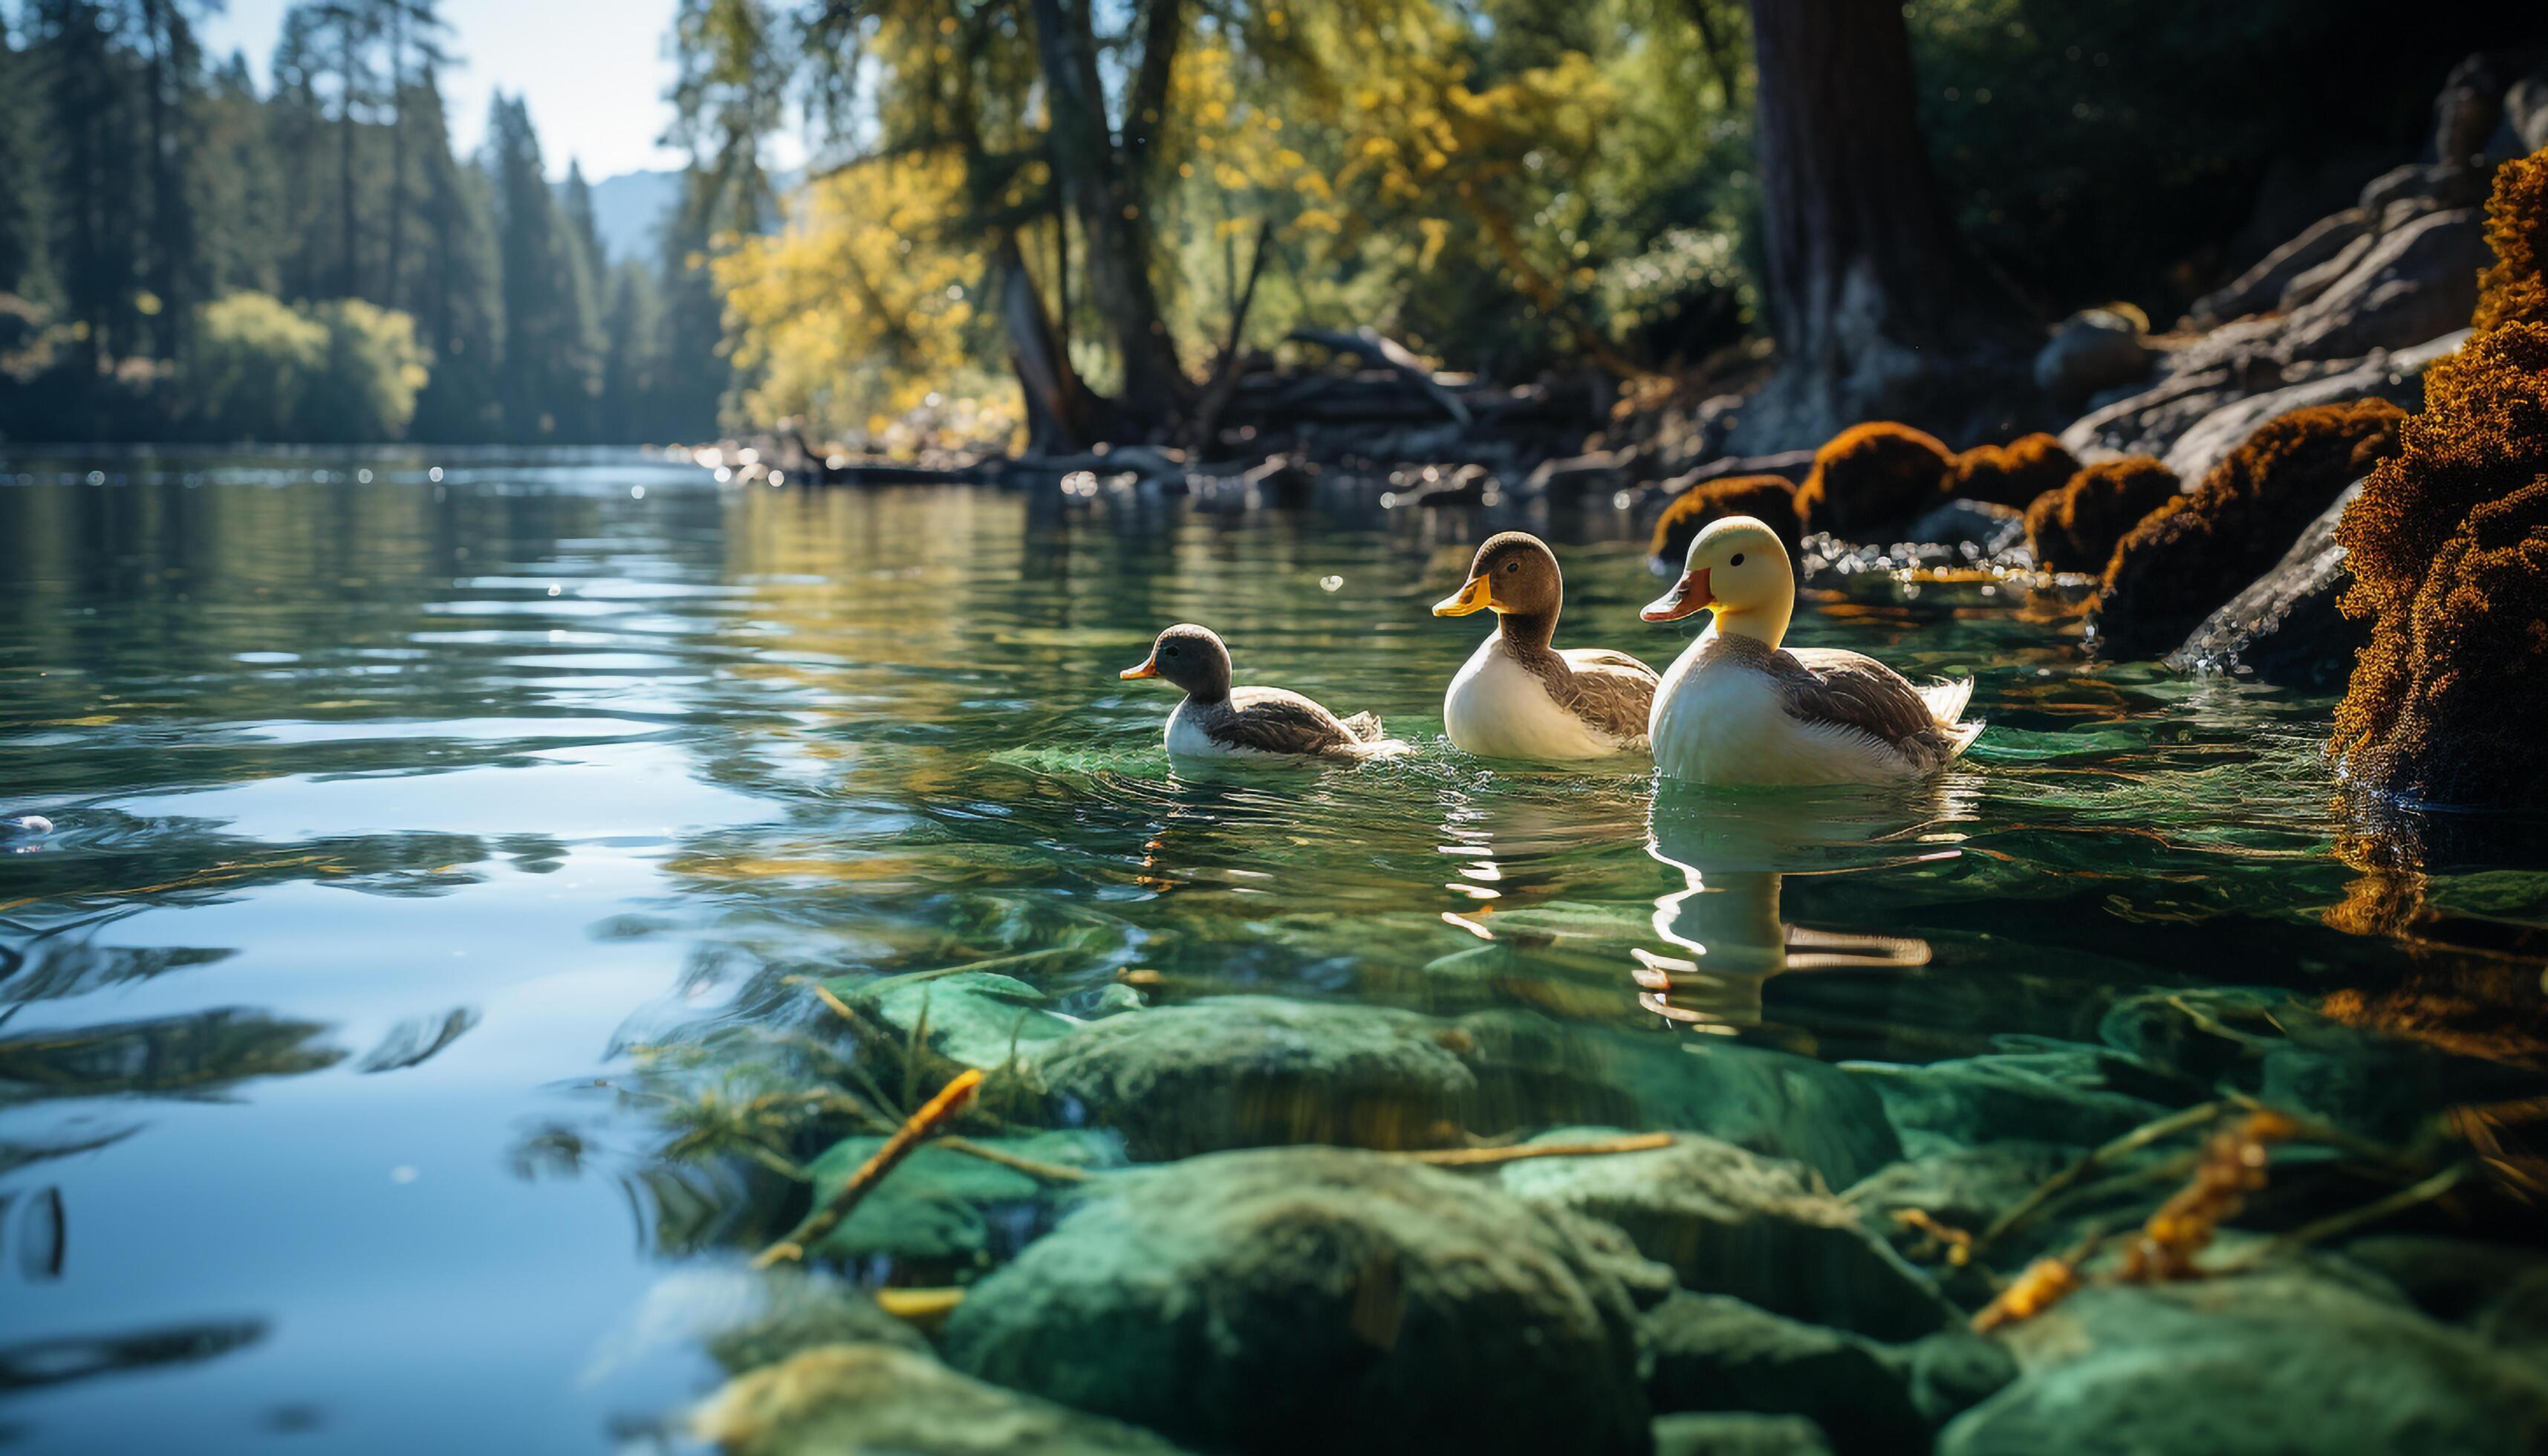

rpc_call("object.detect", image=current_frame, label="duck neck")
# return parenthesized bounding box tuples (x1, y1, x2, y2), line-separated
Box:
(1497, 602, 1559, 656)
(1710, 590, 1791, 651)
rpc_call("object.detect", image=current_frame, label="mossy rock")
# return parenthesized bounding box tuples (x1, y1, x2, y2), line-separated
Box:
(1653, 1412, 1835, 1456)
(2093, 397, 2405, 656)
(1942, 1271, 2548, 1456)
(1650, 474, 1802, 568)
(1948, 433, 2080, 509)
(2022, 457, 2180, 573)
(1641, 1292, 1927, 1455)
(1498, 1128, 1954, 1340)
(695, 1342, 1193, 1455)
(1795, 422, 1955, 542)
(1847, 1041, 2184, 1151)
(941, 1145, 1652, 1456)
(803, 1129, 1122, 1267)
(1026, 995, 1478, 1159)
(828, 970, 1079, 1073)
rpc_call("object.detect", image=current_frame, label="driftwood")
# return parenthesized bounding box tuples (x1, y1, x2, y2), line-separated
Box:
(1286, 326, 1473, 426)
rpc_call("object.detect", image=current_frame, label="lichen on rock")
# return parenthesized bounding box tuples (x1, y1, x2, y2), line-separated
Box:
(2093, 397, 2406, 656)
(2021, 457, 2180, 573)
(1794, 421, 1955, 541)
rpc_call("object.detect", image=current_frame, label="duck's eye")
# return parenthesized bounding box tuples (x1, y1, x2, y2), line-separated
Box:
(1503, 560, 1518, 573)
(1163, 646, 1178, 657)
(1729, 552, 1746, 567)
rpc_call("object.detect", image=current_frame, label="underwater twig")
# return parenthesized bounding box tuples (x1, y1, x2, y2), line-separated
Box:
(1971, 1229, 2104, 1333)
(935, 1136, 1096, 1183)
(751, 1070, 984, 1269)
(1977, 1101, 2223, 1252)
(2256, 1161, 2471, 1257)
(2115, 1108, 2295, 1282)
(1402, 1132, 1675, 1168)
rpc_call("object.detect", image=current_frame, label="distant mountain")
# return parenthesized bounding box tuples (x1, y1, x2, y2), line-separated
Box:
(582, 169, 683, 264)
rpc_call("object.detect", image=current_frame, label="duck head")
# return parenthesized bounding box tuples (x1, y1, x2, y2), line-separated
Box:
(1121, 623, 1233, 702)
(1433, 531, 1563, 646)
(1641, 516, 1794, 647)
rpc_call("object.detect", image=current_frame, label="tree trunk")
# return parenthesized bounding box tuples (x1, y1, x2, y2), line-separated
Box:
(338, 23, 359, 299)
(386, 12, 407, 311)
(140, 0, 182, 357)
(1028, 0, 1189, 426)
(997, 230, 1102, 453)
(1735, 0, 2033, 451)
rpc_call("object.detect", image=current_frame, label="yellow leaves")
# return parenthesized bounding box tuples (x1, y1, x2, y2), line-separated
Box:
(1295, 208, 1344, 235)
(1212, 163, 1251, 192)
(1417, 217, 1449, 272)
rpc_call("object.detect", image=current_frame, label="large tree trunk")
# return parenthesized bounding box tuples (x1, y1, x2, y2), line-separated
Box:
(386, 13, 407, 311)
(1028, 0, 1189, 428)
(1734, 0, 2033, 451)
(337, 23, 360, 299)
(996, 231, 1103, 454)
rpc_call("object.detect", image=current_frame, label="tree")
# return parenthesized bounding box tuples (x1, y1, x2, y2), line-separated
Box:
(0, 14, 53, 302)
(598, 259, 662, 439)
(120, 0, 212, 357)
(560, 158, 604, 278)
(487, 93, 600, 439)
(33, 0, 147, 369)
(287, 0, 381, 299)
(1732, 0, 2031, 449)
(379, 0, 451, 313)
(406, 65, 502, 440)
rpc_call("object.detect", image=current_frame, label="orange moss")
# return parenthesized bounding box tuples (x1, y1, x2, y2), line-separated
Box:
(2093, 399, 2405, 655)
(1793, 421, 1954, 541)
(2116, 1109, 2295, 1284)
(1648, 473, 1801, 565)
(1949, 432, 2082, 509)
(2023, 457, 2180, 573)
(2474, 145, 2548, 332)
(2333, 150, 2548, 806)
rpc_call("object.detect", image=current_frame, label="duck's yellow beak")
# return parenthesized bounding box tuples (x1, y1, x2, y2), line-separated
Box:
(1119, 655, 1160, 680)
(1432, 574, 1495, 617)
(1641, 568, 1713, 623)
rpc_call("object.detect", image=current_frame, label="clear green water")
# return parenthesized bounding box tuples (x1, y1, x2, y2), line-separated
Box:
(2, 450, 2543, 1449)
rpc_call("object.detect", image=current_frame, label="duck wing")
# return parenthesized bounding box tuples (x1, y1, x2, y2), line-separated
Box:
(1553, 648, 1661, 740)
(1212, 687, 1363, 755)
(1776, 647, 1977, 770)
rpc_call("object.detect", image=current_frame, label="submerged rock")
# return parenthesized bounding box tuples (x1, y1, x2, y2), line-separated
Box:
(802, 1129, 1122, 1267)
(1641, 1293, 1926, 1455)
(2165, 478, 2370, 687)
(695, 1342, 1192, 1456)
(1497, 1128, 1953, 1339)
(1848, 1042, 2181, 1152)
(1028, 995, 1477, 1159)
(1942, 1271, 2548, 1456)
(942, 1145, 1651, 1456)
(834, 970, 1079, 1073)
(1651, 1413, 1834, 1456)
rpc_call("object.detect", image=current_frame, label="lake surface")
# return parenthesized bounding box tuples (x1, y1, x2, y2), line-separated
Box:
(2, 449, 2542, 1452)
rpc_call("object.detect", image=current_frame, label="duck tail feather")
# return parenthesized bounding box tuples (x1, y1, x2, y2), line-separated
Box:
(1918, 677, 1975, 726)
(1339, 710, 1385, 743)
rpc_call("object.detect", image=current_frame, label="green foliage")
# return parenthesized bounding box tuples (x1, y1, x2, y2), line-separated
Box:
(176, 290, 426, 441)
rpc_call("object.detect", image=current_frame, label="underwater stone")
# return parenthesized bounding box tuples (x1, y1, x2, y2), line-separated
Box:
(836, 970, 1079, 1073)
(1497, 1128, 1954, 1340)
(942, 1145, 1652, 1456)
(802, 1129, 1122, 1267)
(1848, 1043, 2181, 1151)
(1942, 1271, 2548, 1456)
(695, 1342, 1193, 1456)
(594, 1268, 927, 1392)
(1458, 1010, 1902, 1186)
(1640, 1292, 1928, 1455)
(1652, 1412, 1835, 1456)
(1027, 995, 1479, 1160)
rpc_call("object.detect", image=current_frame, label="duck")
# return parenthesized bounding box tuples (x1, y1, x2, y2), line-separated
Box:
(1640, 516, 1981, 784)
(1120, 624, 1411, 761)
(1432, 531, 1660, 759)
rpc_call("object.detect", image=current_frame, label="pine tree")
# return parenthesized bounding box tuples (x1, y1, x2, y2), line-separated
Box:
(34, 0, 147, 369)
(0, 13, 54, 302)
(598, 259, 662, 440)
(487, 93, 600, 440)
(379, 0, 449, 313)
(406, 67, 502, 440)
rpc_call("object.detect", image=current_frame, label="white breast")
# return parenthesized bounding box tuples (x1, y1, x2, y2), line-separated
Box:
(1164, 700, 1272, 758)
(1650, 633, 1918, 785)
(1443, 637, 1629, 761)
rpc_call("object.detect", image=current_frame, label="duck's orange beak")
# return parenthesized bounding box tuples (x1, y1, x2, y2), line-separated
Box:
(1641, 568, 1713, 623)
(1119, 654, 1160, 680)
(1432, 574, 1495, 617)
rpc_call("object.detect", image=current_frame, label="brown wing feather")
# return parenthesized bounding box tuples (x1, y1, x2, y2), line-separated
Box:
(1774, 647, 1957, 767)
(1553, 649, 1660, 739)
(1207, 688, 1362, 755)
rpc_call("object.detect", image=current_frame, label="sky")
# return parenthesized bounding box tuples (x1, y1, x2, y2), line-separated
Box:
(196, 0, 708, 181)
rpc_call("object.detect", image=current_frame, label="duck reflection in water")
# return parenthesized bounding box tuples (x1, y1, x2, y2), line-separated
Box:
(1634, 780, 1975, 1030)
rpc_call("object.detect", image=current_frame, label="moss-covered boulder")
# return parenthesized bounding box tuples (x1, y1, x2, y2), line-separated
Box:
(2021, 457, 2180, 573)
(1795, 422, 1955, 541)
(1650, 473, 1802, 569)
(802, 1130, 1122, 1269)
(2332, 151, 2548, 807)
(1940, 1272, 2548, 1456)
(941, 1145, 1652, 1456)
(1641, 1293, 1928, 1455)
(2092, 397, 2406, 656)
(1498, 1128, 1953, 1339)
(695, 1342, 1194, 1455)
(1946, 433, 2080, 510)
(1027, 996, 1478, 1159)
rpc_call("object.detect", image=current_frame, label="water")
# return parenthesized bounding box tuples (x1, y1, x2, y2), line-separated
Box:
(2, 449, 2543, 1451)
